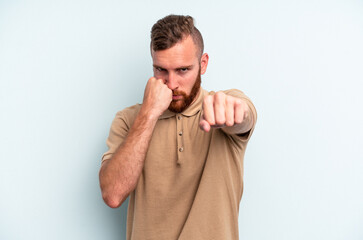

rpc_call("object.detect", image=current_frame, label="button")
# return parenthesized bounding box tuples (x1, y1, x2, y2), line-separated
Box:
(179, 147, 184, 152)
(179, 131, 183, 136)
(177, 116, 182, 120)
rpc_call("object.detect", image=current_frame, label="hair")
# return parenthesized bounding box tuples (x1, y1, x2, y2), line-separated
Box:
(150, 15, 204, 58)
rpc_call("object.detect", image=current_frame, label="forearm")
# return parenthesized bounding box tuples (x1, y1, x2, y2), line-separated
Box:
(99, 108, 158, 208)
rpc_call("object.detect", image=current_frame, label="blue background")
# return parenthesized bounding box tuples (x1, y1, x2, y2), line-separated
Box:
(0, 0, 362, 239)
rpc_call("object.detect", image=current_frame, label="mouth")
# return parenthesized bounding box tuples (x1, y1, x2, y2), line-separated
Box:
(172, 95, 183, 100)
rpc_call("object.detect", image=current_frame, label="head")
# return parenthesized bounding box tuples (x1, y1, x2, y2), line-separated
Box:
(150, 15, 209, 113)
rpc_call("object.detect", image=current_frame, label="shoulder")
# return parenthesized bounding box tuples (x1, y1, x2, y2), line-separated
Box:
(223, 89, 245, 97)
(206, 89, 254, 106)
(117, 104, 142, 117)
(113, 104, 142, 129)
(206, 88, 245, 97)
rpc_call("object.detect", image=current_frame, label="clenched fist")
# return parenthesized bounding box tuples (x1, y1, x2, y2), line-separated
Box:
(199, 91, 251, 133)
(142, 77, 172, 118)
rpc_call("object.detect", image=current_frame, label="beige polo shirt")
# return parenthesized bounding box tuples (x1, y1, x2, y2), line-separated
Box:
(102, 88, 257, 240)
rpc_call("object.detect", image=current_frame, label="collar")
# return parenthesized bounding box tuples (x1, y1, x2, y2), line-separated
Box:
(158, 88, 208, 120)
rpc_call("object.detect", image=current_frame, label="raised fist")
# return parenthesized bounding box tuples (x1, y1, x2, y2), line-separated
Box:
(142, 77, 172, 118)
(199, 91, 249, 132)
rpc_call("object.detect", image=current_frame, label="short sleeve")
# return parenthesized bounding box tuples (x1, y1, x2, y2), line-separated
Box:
(101, 111, 130, 165)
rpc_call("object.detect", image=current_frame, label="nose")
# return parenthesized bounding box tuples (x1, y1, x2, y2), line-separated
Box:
(165, 72, 178, 90)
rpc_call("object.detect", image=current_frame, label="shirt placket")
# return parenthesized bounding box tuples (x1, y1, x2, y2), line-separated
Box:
(176, 114, 184, 165)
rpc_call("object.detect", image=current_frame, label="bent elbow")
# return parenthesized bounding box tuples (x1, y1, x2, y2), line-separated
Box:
(102, 194, 122, 208)
(102, 193, 124, 208)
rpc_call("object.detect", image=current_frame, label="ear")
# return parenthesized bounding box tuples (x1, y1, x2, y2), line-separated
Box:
(200, 53, 209, 75)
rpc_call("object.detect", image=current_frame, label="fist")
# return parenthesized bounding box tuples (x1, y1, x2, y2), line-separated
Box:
(199, 91, 249, 132)
(142, 77, 172, 117)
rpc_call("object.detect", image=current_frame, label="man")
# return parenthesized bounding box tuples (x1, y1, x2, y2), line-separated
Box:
(99, 15, 257, 240)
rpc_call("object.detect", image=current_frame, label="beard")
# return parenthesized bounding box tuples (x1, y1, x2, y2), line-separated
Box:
(168, 68, 201, 113)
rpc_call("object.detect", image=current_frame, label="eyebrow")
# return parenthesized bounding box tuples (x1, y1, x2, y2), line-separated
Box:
(177, 65, 193, 70)
(153, 65, 193, 70)
(153, 64, 165, 70)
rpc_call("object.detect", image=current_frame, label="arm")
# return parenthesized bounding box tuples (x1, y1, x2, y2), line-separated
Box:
(99, 77, 171, 208)
(199, 91, 256, 135)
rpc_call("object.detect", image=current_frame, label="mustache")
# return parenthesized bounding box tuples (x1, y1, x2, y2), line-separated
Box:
(172, 90, 187, 96)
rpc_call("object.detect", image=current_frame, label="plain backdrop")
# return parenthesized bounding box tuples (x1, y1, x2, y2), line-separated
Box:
(0, 0, 362, 239)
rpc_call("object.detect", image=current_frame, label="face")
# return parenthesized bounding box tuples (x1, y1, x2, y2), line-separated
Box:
(151, 35, 209, 113)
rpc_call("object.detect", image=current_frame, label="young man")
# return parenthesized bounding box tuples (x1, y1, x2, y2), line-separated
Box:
(99, 15, 257, 240)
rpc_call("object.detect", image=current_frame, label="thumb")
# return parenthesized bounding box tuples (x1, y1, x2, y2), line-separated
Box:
(199, 119, 211, 132)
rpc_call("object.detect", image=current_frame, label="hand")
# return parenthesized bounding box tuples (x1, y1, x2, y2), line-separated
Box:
(142, 77, 172, 118)
(199, 91, 249, 132)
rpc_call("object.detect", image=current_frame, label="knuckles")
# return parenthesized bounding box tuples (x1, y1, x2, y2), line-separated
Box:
(214, 91, 226, 103)
(148, 77, 165, 85)
(148, 77, 157, 83)
(234, 98, 243, 107)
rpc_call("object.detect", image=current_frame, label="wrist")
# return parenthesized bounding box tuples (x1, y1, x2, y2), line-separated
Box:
(139, 105, 161, 122)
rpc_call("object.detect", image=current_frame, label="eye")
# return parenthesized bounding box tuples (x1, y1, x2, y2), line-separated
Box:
(178, 68, 188, 73)
(155, 67, 166, 72)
